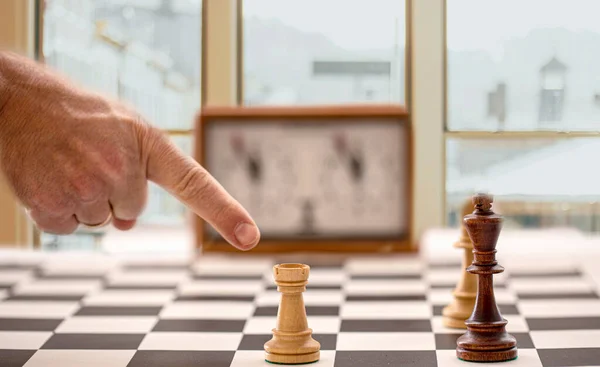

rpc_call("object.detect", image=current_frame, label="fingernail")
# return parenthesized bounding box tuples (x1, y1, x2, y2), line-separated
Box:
(234, 222, 260, 249)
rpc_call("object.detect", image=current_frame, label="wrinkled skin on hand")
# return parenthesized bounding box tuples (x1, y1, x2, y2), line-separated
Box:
(0, 52, 260, 251)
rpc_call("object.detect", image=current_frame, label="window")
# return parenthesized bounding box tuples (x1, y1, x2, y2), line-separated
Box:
(447, 0, 600, 132)
(446, 137, 600, 232)
(446, 0, 600, 233)
(39, 0, 201, 250)
(242, 0, 407, 105)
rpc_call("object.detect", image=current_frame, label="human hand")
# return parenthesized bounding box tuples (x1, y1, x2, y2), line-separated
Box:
(0, 52, 260, 251)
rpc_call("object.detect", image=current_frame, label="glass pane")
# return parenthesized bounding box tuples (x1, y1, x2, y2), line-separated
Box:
(243, 0, 406, 105)
(446, 137, 600, 233)
(43, 0, 201, 130)
(39, 0, 200, 251)
(40, 232, 100, 252)
(447, 0, 600, 131)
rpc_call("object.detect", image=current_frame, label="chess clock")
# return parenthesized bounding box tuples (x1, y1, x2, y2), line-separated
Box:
(194, 105, 412, 253)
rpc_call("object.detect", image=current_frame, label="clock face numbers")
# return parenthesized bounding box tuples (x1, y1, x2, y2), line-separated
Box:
(205, 120, 408, 239)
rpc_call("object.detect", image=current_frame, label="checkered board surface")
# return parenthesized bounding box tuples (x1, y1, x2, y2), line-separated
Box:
(0, 254, 598, 367)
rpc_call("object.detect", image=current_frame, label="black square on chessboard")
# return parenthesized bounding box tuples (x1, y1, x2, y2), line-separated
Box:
(432, 303, 519, 316)
(526, 316, 600, 330)
(346, 294, 427, 301)
(0, 318, 62, 331)
(0, 350, 36, 367)
(128, 351, 235, 367)
(74, 306, 163, 316)
(335, 351, 438, 367)
(340, 319, 432, 332)
(41, 334, 145, 350)
(152, 319, 246, 332)
(253, 306, 339, 316)
(538, 348, 600, 367)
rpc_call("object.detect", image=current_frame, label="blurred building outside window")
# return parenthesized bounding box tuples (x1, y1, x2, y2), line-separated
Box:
(242, 0, 406, 106)
(446, 0, 600, 234)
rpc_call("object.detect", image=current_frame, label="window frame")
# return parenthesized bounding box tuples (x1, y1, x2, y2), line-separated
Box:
(11, 0, 588, 249)
(234, 0, 445, 245)
(0, 0, 35, 248)
(29, 0, 216, 248)
(441, 0, 600, 227)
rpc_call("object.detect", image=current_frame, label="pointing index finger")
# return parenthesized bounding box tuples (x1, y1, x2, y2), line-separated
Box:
(145, 129, 260, 251)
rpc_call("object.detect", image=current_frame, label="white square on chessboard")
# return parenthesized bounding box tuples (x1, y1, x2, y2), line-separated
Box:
(82, 290, 175, 306)
(435, 349, 542, 367)
(0, 301, 80, 318)
(0, 290, 8, 301)
(192, 256, 273, 275)
(344, 280, 427, 295)
(0, 254, 42, 268)
(138, 332, 242, 351)
(509, 277, 595, 294)
(341, 301, 431, 319)
(344, 256, 424, 275)
(430, 315, 529, 333)
(13, 279, 102, 295)
(589, 271, 600, 293)
(160, 301, 255, 319)
(117, 256, 189, 269)
(107, 270, 190, 286)
(0, 269, 34, 283)
(22, 350, 136, 367)
(581, 258, 600, 276)
(0, 331, 52, 349)
(55, 316, 158, 334)
(256, 290, 343, 306)
(424, 269, 460, 286)
(426, 269, 508, 286)
(40, 255, 118, 276)
(337, 331, 435, 350)
(518, 299, 600, 317)
(178, 280, 265, 296)
(427, 288, 516, 305)
(243, 316, 341, 334)
(530, 330, 600, 348)
(503, 259, 580, 274)
(230, 350, 336, 367)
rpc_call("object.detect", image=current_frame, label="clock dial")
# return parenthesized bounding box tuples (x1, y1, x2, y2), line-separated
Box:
(315, 123, 407, 237)
(206, 124, 302, 236)
(204, 119, 408, 240)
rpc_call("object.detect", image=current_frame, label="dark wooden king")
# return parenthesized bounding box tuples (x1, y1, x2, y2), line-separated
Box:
(456, 193, 518, 362)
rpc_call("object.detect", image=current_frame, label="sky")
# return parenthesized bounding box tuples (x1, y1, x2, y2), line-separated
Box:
(243, 0, 600, 52)
(243, 0, 406, 50)
(447, 0, 600, 52)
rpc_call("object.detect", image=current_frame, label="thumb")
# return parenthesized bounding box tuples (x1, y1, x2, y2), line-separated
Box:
(145, 128, 260, 251)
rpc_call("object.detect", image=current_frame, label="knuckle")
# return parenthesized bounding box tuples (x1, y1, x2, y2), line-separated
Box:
(141, 123, 164, 147)
(175, 166, 212, 203)
(70, 176, 105, 203)
(29, 194, 75, 219)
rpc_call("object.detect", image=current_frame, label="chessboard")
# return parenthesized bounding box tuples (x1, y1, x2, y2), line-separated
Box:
(0, 252, 597, 367)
